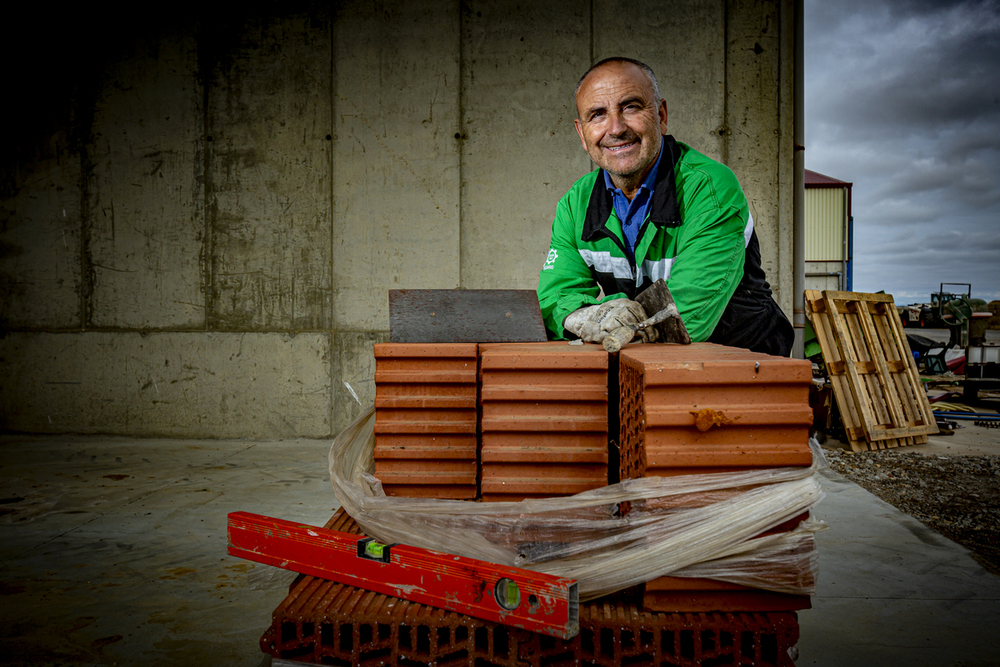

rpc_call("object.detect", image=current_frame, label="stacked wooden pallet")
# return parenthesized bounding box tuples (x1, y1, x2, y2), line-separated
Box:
(805, 290, 937, 452)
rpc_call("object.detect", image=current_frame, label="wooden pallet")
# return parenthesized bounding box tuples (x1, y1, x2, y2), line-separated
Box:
(805, 290, 938, 452)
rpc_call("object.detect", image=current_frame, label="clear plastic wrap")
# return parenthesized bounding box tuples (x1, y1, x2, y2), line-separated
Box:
(329, 408, 826, 601)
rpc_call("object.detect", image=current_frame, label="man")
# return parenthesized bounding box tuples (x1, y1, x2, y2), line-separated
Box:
(537, 57, 793, 356)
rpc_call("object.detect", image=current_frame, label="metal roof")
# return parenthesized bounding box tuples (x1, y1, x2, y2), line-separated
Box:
(805, 169, 852, 188)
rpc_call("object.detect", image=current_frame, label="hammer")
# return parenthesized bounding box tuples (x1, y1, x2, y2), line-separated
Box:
(602, 280, 691, 353)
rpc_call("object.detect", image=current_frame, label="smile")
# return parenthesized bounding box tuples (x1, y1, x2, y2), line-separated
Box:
(604, 141, 638, 152)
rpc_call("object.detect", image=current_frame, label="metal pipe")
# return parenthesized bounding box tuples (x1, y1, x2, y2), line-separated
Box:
(932, 412, 1000, 421)
(792, 0, 806, 357)
(805, 271, 843, 291)
(847, 215, 854, 291)
(842, 188, 849, 293)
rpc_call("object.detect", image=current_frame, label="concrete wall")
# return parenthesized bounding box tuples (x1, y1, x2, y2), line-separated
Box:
(1, 1, 796, 438)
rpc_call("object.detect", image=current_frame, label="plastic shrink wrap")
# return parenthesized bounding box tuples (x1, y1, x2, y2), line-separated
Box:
(330, 408, 826, 602)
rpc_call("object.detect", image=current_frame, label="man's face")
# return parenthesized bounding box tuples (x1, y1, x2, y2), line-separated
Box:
(574, 62, 668, 190)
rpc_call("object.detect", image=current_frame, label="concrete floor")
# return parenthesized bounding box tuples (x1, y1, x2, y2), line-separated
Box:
(1, 430, 999, 666)
(0, 436, 334, 666)
(803, 468, 1000, 666)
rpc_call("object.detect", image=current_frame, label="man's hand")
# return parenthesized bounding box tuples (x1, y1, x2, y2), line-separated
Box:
(563, 300, 660, 344)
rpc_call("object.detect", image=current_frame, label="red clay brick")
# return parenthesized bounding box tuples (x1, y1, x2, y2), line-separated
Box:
(374, 343, 479, 499)
(375, 422, 477, 436)
(374, 368, 478, 383)
(479, 343, 609, 501)
(643, 576, 811, 612)
(618, 343, 815, 613)
(480, 433, 608, 461)
(367, 484, 480, 499)
(481, 415, 606, 432)
(260, 509, 801, 667)
(373, 459, 477, 477)
(373, 408, 478, 429)
(375, 395, 476, 409)
(377, 382, 477, 398)
(619, 343, 813, 479)
(373, 434, 477, 459)
(635, 514, 814, 612)
(480, 384, 608, 402)
(376, 342, 479, 358)
(641, 521, 814, 613)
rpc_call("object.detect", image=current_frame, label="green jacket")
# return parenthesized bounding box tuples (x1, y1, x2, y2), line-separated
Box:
(538, 136, 787, 351)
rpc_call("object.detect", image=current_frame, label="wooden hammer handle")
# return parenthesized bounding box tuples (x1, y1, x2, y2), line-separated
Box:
(603, 324, 638, 353)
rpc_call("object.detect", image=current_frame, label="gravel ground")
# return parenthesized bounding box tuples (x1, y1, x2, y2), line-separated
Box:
(824, 447, 1000, 576)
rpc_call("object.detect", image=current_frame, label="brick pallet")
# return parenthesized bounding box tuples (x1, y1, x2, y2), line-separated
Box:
(373, 343, 479, 499)
(618, 343, 814, 613)
(479, 342, 609, 501)
(260, 510, 799, 667)
(367, 341, 815, 615)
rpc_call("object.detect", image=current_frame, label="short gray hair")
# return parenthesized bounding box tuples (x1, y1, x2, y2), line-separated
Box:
(574, 57, 662, 107)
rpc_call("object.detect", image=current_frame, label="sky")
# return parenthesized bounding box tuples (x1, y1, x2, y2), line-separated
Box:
(805, 0, 1000, 305)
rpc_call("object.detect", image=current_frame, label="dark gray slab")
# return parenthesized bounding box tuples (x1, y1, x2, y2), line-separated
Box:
(388, 289, 548, 343)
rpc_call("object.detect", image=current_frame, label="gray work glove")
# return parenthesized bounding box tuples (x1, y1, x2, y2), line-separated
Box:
(563, 300, 660, 344)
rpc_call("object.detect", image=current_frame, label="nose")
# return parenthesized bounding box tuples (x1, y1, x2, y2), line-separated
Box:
(607, 110, 627, 137)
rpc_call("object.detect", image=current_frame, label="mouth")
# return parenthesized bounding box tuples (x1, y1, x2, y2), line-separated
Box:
(602, 140, 638, 153)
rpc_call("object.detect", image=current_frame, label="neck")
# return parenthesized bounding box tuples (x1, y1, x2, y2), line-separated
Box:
(609, 137, 663, 201)
(609, 173, 646, 201)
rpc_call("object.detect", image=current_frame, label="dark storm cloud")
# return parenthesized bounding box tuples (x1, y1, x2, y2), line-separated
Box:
(810, 0, 1000, 135)
(851, 224, 1000, 302)
(805, 0, 1000, 302)
(874, 153, 1000, 206)
(810, 0, 988, 24)
(939, 130, 1000, 162)
(865, 227, 1000, 259)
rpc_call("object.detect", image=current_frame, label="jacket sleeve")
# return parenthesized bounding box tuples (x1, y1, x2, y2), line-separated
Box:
(537, 193, 630, 339)
(667, 169, 749, 342)
(537, 194, 602, 339)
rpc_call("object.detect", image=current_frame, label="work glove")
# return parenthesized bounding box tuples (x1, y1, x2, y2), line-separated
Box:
(563, 300, 660, 344)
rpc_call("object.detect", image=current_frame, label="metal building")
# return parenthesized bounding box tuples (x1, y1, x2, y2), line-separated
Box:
(805, 169, 853, 293)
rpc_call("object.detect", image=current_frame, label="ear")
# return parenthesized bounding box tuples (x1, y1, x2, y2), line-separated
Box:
(574, 118, 588, 151)
(658, 100, 668, 135)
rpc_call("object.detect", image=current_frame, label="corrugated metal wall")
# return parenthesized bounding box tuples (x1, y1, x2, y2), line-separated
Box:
(805, 188, 846, 261)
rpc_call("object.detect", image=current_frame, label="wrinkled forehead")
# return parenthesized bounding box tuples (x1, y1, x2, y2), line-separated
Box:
(576, 62, 655, 106)
(575, 62, 655, 110)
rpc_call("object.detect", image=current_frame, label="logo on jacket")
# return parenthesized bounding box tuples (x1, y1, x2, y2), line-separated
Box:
(543, 248, 558, 270)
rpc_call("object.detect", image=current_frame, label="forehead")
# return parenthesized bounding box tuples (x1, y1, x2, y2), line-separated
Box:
(576, 62, 654, 111)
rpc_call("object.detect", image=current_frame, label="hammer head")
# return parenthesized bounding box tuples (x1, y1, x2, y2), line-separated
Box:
(635, 279, 691, 345)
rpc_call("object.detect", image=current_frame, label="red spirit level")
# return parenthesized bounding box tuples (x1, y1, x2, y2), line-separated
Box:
(227, 511, 580, 639)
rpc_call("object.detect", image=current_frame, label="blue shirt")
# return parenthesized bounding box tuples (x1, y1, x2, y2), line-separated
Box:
(604, 142, 665, 259)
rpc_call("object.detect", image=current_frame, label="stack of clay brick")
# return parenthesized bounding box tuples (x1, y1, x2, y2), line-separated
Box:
(373, 343, 479, 499)
(372, 340, 814, 612)
(479, 342, 610, 501)
(617, 343, 814, 612)
(374, 341, 610, 501)
(263, 508, 803, 667)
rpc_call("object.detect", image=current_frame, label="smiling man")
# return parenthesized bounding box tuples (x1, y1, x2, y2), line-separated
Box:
(538, 57, 793, 355)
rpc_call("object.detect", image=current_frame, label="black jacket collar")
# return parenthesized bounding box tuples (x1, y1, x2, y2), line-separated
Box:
(581, 135, 683, 243)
